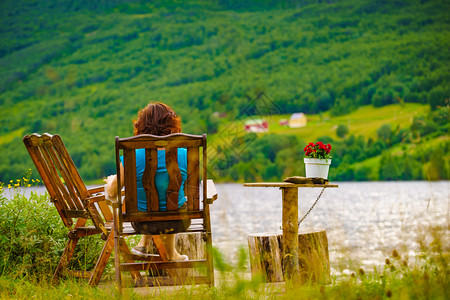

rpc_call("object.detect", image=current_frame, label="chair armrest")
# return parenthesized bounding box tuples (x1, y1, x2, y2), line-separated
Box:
(206, 179, 218, 204)
(87, 186, 105, 195)
(87, 186, 107, 204)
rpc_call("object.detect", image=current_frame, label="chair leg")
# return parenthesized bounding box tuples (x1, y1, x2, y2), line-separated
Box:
(53, 237, 79, 284)
(152, 235, 178, 278)
(204, 206, 214, 287)
(88, 232, 114, 286)
(152, 235, 169, 260)
(119, 237, 142, 281)
(114, 233, 122, 293)
(205, 232, 215, 287)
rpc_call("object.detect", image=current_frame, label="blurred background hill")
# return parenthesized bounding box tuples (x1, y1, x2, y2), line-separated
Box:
(0, 0, 448, 182)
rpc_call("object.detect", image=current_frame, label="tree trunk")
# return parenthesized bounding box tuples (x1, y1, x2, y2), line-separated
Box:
(248, 228, 330, 284)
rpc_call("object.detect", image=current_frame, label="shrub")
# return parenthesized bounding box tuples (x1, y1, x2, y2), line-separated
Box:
(0, 171, 103, 279)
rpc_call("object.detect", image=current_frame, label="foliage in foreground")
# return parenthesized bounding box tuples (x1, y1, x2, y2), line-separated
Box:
(0, 171, 104, 278)
(0, 175, 448, 299)
(0, 242, 448, 300)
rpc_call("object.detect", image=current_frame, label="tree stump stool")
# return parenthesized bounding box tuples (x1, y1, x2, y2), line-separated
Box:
(248, 228, 330, 284)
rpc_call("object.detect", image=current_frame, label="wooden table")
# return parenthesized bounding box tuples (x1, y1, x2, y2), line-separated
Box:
(243, 182, 338, 281)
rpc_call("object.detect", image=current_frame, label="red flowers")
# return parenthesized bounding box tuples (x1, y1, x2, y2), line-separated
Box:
(303, 141, 332, 159)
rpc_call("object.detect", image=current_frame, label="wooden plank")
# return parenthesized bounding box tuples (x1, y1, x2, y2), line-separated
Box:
(52, 218, 87, 282)
(40, 145, 77, 210)
(206, 179, 218, 204)
(52, 135, 90, 200)
(186, 147, 199, 210)
(202, 134, 207, 207)
(281, 187, 299, 282)
(165, 147, 181, 211)
(151, 236, 177, 278)
(123, 149, 138, 213)
(122, 211, 203, 222)
(122, 253, 162, 261)
(32, 145, 68, 211)
(143, 148, 159, 212)
(87, 186, 104, 194)
(64, 210, 91, 218)
(88, 233, 114, 286)
(203, 198, 214, 286)
(132, 276, 210, 288)
(118, 134, 203, 150)
(118, 238, 142, 281)
(23, 136, 72, 227)
(46, 144, 84, 210)
(97, 200, 113, 222)
(120, 139, 203, 149)
(244, 182, 338, 188)
(120, 260, 207, 271)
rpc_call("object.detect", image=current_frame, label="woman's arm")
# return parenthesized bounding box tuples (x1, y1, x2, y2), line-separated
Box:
(104, 163, 125, 197)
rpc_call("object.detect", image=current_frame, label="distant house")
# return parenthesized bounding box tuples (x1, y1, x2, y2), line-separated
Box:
(279, 119, 289, 126)
(289, 113, 307, 128)
(244, 119, 268, 133)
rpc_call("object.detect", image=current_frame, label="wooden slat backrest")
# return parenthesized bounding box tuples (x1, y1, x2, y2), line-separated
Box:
(142, 148, 158, 211)
(186, 147, 200, 211)
(23, 133, 103, 228)
(165, 146, 181, 211)
(115, 133, 206, 221)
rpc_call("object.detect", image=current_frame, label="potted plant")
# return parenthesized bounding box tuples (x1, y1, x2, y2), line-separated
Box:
(303, 141, 332, 179)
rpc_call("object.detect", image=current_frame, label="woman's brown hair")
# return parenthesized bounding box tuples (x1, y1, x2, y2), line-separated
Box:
(133, 102, 181, 136)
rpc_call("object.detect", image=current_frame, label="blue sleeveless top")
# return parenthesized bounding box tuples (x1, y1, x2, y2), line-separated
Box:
(121, 148, 187, 211)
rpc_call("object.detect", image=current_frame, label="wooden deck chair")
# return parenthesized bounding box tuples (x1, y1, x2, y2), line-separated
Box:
(113, 133, 217, 291)
(23, 133, 140, 286)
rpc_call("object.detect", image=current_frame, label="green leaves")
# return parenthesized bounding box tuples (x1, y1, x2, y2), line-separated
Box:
(0, 177, 103, 277)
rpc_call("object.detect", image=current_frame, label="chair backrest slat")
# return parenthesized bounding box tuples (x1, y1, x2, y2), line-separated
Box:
(186, 147, 200, 210)
(165, 146, 181, 211)
(116, 133, 206, 219)
(143, 148, 159, 212)
(52, 136, 90, 200)
(25, 137, 72, 227)
(123, 148, 138, 213)
(40, 144, 77, 210)
(45, 144, 84, 210)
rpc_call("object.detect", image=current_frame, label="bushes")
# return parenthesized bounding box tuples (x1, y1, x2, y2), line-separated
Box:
(0, 171, 103, 279)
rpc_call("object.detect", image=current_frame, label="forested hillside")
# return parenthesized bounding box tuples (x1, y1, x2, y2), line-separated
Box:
(0, 0, 449, 182)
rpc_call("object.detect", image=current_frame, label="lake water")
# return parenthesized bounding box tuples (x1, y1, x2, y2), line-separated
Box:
(7, 181, 449, 274)
(211, 181, 449, 274)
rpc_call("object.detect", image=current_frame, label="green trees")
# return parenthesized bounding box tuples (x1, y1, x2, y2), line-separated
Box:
(0, 0, 449, 182)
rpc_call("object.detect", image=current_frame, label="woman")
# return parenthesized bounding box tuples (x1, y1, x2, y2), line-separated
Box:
(104, 102, 188, 261)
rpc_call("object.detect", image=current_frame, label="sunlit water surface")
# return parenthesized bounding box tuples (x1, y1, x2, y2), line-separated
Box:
(212, 181, 449, 274)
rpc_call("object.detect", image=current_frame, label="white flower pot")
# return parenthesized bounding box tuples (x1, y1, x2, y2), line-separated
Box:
(304, 158, 332, 179)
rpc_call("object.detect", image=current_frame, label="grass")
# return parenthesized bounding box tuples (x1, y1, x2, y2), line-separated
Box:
(0, 238, 448, 300)
(211, 103, 428, 146)
(0, 128, 25, 146)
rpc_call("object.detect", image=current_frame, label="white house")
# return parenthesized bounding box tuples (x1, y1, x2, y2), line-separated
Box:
(288, 113, 307, 128)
